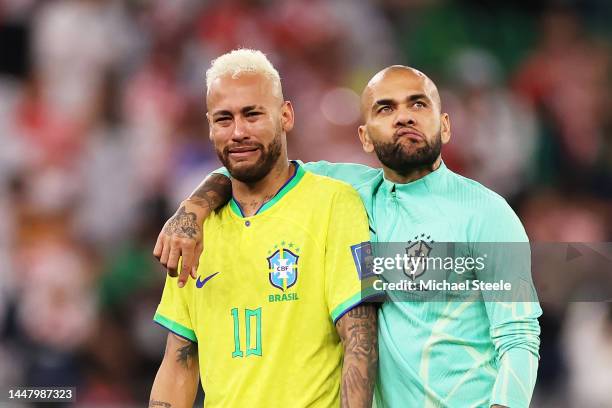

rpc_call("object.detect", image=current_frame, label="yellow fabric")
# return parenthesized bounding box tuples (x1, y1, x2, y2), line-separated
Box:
(155, 168, 371, 407)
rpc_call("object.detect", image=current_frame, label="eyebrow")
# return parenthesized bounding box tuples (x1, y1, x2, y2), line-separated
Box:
(212, 109, 232, 117)
(372, 94, 431, 111)
(372, 98, 395, 113)
(407, 93, 429, 103)
(212, 105, 265, 117)
(241, 105, 264, 114)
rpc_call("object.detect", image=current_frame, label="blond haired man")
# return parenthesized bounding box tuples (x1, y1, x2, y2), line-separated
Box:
(150, 49, 377, 408)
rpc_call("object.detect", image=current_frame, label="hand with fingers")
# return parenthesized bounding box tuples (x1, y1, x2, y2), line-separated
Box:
(153, 173, 233, 287)
(153, 202, 206, 288)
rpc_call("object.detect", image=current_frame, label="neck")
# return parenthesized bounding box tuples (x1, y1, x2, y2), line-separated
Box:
(232, 159, 293, 216)
(382, 156, 442, 184)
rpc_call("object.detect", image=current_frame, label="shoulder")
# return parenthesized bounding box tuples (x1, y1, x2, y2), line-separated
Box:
(444, 169, 512, 213)
(300, 160, 375, 174)
(443, 170, 527, 241)
(302, 171, 362, 200)
(300, 160, 382, 189)
(296, 173, 366, 219)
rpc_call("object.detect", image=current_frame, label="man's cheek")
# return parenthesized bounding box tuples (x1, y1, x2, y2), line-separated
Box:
(369, 122, 388, 140)
(213, 129, 234, 145)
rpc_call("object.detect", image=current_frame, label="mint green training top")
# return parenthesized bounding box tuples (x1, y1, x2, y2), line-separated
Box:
(216, 160, 542, 408)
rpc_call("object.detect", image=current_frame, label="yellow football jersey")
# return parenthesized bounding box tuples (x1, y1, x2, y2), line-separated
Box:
(154, 163, 372, 408)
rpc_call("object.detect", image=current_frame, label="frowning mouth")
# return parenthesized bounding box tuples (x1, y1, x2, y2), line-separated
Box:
(229, 146, 259, 153)
(395, 128, 425, 143)
(226, 145, 261, 159)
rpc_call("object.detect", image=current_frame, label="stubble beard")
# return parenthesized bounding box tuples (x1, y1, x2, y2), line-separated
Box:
(216, 126, 283, 184)
(372, 129, 442, 176)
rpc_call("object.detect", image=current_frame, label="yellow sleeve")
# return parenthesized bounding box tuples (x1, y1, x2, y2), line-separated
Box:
(153, 269, 197, 343)
(325, 186, 373, 323)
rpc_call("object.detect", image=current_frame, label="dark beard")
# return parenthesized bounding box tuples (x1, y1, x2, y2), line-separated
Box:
(216, 135, 282, 184)
(372, 130, 442, 176)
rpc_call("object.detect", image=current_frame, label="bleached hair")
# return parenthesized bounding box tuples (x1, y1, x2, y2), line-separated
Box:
(205, 49, 283, 99)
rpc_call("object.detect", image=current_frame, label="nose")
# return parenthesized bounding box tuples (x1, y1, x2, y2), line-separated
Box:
(232, 117, 249, 141)
(394, 106, 416, 127)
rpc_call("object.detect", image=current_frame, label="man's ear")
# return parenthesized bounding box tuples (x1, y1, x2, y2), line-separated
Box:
(281, 101, 295, 133)
(358, 125, 374, 153)
(440, 113, 451, 145)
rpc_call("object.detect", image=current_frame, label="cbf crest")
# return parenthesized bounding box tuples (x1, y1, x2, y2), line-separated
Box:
(267, 243, 300, 291)
(404, 234, 434, 280)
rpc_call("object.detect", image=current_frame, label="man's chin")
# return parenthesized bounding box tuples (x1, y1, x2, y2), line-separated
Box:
(396, 139, 427, 153)
(228, 158, 259, 172)
(227, 162, 267, 183)
(228, 156, 255, 167)
(376, 149, 438, 172)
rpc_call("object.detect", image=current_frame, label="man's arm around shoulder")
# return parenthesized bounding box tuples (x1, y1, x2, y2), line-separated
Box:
(153, 173, 232, 286)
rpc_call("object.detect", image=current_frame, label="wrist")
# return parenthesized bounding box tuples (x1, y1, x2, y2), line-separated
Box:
(181, 198, 211, 220)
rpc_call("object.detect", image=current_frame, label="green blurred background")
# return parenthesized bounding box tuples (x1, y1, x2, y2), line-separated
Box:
(0, 0, 611, 406)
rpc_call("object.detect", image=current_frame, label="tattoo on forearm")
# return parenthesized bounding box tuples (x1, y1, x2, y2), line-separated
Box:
(190, 174, 232, 210)
(149, 401, 172, 407)
(343, 366, 368, 405)
(344, 306, 377, 359)
(163, 206, 199, 239)
(176, 341, 198, 369)
(345, 305, 375, 319)
(338, 305, 378, 408)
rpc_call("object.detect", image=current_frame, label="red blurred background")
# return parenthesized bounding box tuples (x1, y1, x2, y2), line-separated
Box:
(0, 0, 611, 406)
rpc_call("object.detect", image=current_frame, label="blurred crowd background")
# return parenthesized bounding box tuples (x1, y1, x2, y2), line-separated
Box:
(0, 0, 611, 406)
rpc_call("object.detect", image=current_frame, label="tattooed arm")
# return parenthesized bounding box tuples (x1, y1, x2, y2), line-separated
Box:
(150, 333, 200, 408)
(154, 173, 232, 286)
(335, 304, 378, 408)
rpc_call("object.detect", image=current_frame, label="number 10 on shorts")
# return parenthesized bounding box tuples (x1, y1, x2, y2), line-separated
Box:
(231, 307, 263, 358)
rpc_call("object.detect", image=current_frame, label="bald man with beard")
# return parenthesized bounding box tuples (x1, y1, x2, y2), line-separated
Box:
(155, 63, 542, 408)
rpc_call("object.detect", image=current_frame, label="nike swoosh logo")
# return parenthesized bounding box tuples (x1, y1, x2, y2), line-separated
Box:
(196, 272, 220, 288)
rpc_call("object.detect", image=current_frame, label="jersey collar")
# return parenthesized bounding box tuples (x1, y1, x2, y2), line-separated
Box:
(229, 161, 305, 218)
(381, 160, 449, 196)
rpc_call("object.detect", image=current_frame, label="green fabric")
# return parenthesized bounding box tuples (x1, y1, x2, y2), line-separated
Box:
(303, 161, 541, 408)
(213, 160, 542, 407)
(154, 312, 198, 343)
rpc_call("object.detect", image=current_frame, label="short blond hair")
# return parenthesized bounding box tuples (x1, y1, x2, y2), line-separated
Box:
(205, 49, 283, 99)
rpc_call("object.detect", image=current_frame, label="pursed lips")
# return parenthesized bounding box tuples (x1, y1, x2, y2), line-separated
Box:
(395, 128, 425, 143)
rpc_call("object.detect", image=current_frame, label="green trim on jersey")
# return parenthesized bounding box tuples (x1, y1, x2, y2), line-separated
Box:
(331, 292, 362, 323)
(330, 285, 379, 323)
(228, 162, 306, 218)
(229, 199, 243, 217)
(154, 312, 197, 343)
